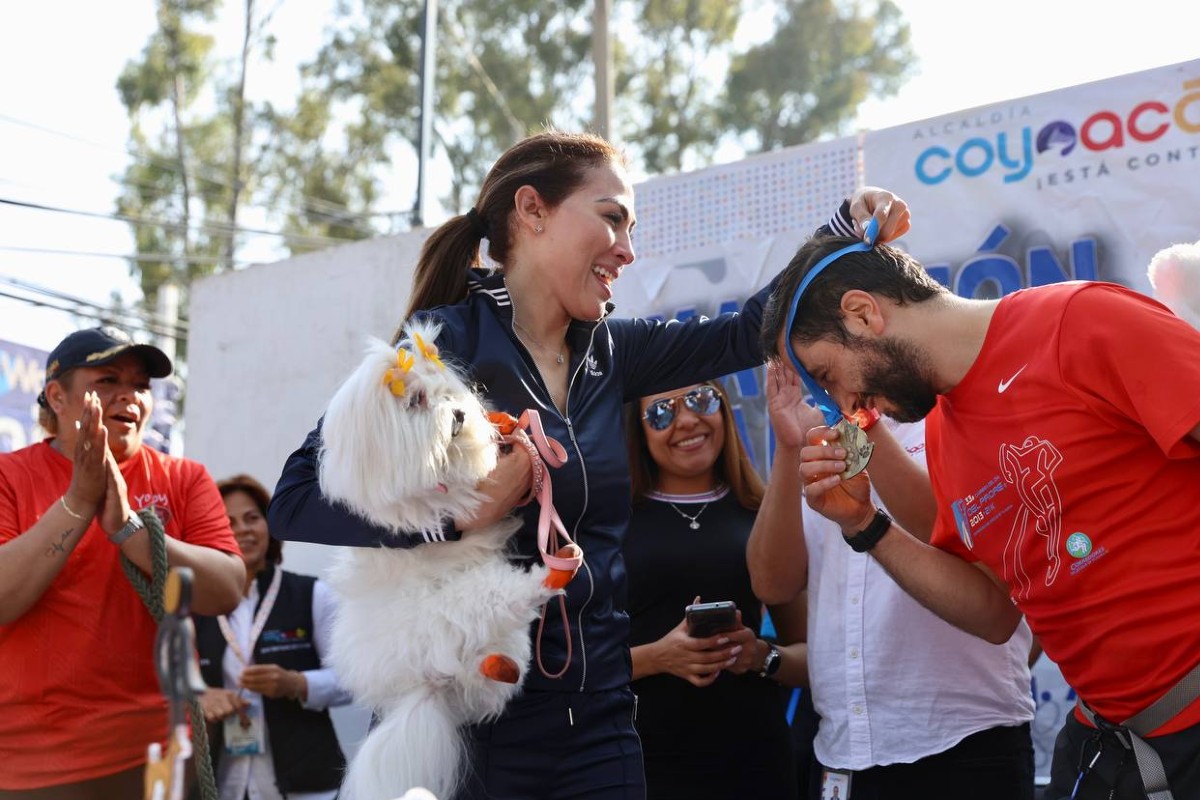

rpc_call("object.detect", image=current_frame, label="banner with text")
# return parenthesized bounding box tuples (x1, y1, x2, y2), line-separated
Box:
(0, 339, 48, 454)
(863, 59, 1200, 296)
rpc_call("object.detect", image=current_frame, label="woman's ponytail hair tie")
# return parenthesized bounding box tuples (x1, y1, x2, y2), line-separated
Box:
(466, 207, 489, 240)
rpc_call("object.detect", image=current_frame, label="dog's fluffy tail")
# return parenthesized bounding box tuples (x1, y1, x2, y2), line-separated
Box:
(340, 692, 465, 800)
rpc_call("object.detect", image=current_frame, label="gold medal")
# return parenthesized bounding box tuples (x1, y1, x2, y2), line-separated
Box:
(834, 419, 874, 480)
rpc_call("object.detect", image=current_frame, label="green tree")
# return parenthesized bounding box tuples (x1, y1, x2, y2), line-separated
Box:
(115, 0, 375, 304)
(287, 0, 913, 212)
(280, 0, 593, 218)
(616, 0, 743, 174)
(116, 0, 223, 309)
(723, 0, 915, 151)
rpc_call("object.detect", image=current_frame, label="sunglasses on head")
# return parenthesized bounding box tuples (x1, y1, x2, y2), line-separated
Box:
(642, 385, 722, 431)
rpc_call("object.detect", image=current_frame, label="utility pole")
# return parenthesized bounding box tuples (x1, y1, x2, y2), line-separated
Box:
(156, 281, 181, 365)
(592, 0, 614, 141)
(414, 0, 438, 227)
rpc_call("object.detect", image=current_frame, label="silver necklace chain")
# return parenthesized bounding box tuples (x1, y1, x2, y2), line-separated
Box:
(668, 502, 710, 530)
(513, 320, 565, 365)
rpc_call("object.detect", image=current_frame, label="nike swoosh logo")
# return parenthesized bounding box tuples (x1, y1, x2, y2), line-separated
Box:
(998, 365, 1028, 393)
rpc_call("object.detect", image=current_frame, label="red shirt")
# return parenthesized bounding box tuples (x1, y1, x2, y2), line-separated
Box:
(928, 282, 1200, 734)
(0, 442, 239, 789)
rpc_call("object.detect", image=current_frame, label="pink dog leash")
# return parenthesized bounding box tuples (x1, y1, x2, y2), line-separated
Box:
(494, 410, 584, 679)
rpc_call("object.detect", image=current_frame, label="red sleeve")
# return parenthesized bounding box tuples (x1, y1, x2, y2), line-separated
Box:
(0, 463, 19, 543)
(1058, 283, 1200, 460)
(178, 460, 240, 555)
(925, 403, 977, 561)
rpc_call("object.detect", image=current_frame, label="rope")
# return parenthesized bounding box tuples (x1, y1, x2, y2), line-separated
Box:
(121, 508, 219, 800)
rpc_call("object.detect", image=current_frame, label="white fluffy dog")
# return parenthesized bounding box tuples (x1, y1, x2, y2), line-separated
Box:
(318, 320, 576, 800)
(1148, 239, 1200, 331)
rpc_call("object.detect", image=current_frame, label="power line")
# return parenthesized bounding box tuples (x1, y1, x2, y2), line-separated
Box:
(0, 289, 186, 343)
(0, 113, 397, 229)
(0, 244, 253, 268)
(0, 196, 356, 249)
(0, 275, 188, 333)
(108, 172, 382, 238)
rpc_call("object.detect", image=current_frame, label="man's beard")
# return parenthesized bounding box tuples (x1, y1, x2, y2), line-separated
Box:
(852, 335, 939, 423)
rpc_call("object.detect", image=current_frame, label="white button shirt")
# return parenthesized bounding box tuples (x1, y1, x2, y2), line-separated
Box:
(805, 419, 1035, 770)
(216, 577, 353, 800)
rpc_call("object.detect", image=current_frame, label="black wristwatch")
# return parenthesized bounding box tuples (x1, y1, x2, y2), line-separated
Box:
(843, 509, 892, 553)
(758, 642, 782, 679)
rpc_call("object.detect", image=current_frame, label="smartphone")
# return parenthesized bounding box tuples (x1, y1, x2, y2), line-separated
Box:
(685, 601, 739, 638)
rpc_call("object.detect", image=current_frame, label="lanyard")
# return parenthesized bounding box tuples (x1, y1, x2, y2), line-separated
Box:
(216, 567, 283, 666)
(782, 216, 880, 426)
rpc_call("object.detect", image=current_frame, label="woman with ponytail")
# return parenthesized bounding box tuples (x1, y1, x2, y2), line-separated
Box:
(269, 130, 910, 799)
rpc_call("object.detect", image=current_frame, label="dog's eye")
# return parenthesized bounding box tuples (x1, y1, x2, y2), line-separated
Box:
(450, 409, 465, 437)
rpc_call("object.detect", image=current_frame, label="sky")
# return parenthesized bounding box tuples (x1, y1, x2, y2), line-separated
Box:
(0, 1, 1196, 353)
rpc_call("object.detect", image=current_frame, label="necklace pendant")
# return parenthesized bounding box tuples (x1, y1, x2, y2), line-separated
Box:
(556, 353, 564, 365)
(689, 520, 700, 530)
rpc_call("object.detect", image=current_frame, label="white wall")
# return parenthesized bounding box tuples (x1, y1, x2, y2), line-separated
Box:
(187, 231, 429, 750)
(188, 231, 426, 502)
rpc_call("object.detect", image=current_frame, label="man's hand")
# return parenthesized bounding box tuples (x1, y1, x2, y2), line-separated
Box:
(766, 362, 826, 450)
(198, 687, 250, 724)
(848, 186, 911, 243)
(800, 424, 876, 533)
(240, 663, 307, 701)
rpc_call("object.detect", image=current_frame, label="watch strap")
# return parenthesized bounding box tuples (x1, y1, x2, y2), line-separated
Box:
(843, 509, 892, 553)
(109, 511, 145, 546)
(758, 642, 782, 678)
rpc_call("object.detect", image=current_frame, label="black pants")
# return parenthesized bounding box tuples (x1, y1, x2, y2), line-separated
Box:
(808, 722, 1035, 800)
(1045, 714, 1200, 800)
(458, 687, 646, 800)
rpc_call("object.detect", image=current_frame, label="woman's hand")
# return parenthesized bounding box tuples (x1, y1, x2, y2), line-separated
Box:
(766, 362, 826, 450)
(800, 424, 876, 533)
(848, 186, 911, 244)
(456, 430, 536, 534)
(720, 621, 765, 676)
(65, 391, 107, 512)
(240, 664, 307, 701)
(98, 447, 134, 538)
(651, 616, 743, 688)
(198, 687, 250, 724)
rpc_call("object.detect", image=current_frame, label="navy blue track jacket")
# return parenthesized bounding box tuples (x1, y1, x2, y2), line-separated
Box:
(268, 202, 854, 694)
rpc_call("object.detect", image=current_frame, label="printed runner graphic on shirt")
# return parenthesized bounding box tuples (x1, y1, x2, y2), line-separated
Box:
(998, 436, 1064, 601)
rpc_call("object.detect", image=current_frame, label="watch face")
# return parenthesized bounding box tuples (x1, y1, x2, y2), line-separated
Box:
(763, 647, 781, 676)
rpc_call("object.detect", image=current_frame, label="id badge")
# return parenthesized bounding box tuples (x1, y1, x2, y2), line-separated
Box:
(820, 768, 852, 800)
(223, 706, 265, 755)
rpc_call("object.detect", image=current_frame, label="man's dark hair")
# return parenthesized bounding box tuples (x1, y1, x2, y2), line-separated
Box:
(761, 234, 948, 359)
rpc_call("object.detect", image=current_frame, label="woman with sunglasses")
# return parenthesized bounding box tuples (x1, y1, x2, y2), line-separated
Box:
(624, 381, 809, 799)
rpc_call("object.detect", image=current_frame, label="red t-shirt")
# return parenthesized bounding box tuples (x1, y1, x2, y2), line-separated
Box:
(928, 282, 1200, 735)
(0, 442, 239, 789)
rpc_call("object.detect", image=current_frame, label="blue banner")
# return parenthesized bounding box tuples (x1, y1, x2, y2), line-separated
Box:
(0, 339, 49, 454)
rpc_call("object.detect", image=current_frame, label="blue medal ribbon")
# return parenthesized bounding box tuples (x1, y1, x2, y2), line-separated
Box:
(781, 217, 880, 427)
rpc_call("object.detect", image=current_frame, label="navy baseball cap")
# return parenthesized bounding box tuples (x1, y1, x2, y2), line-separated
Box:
(43, 326, 173, 387)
